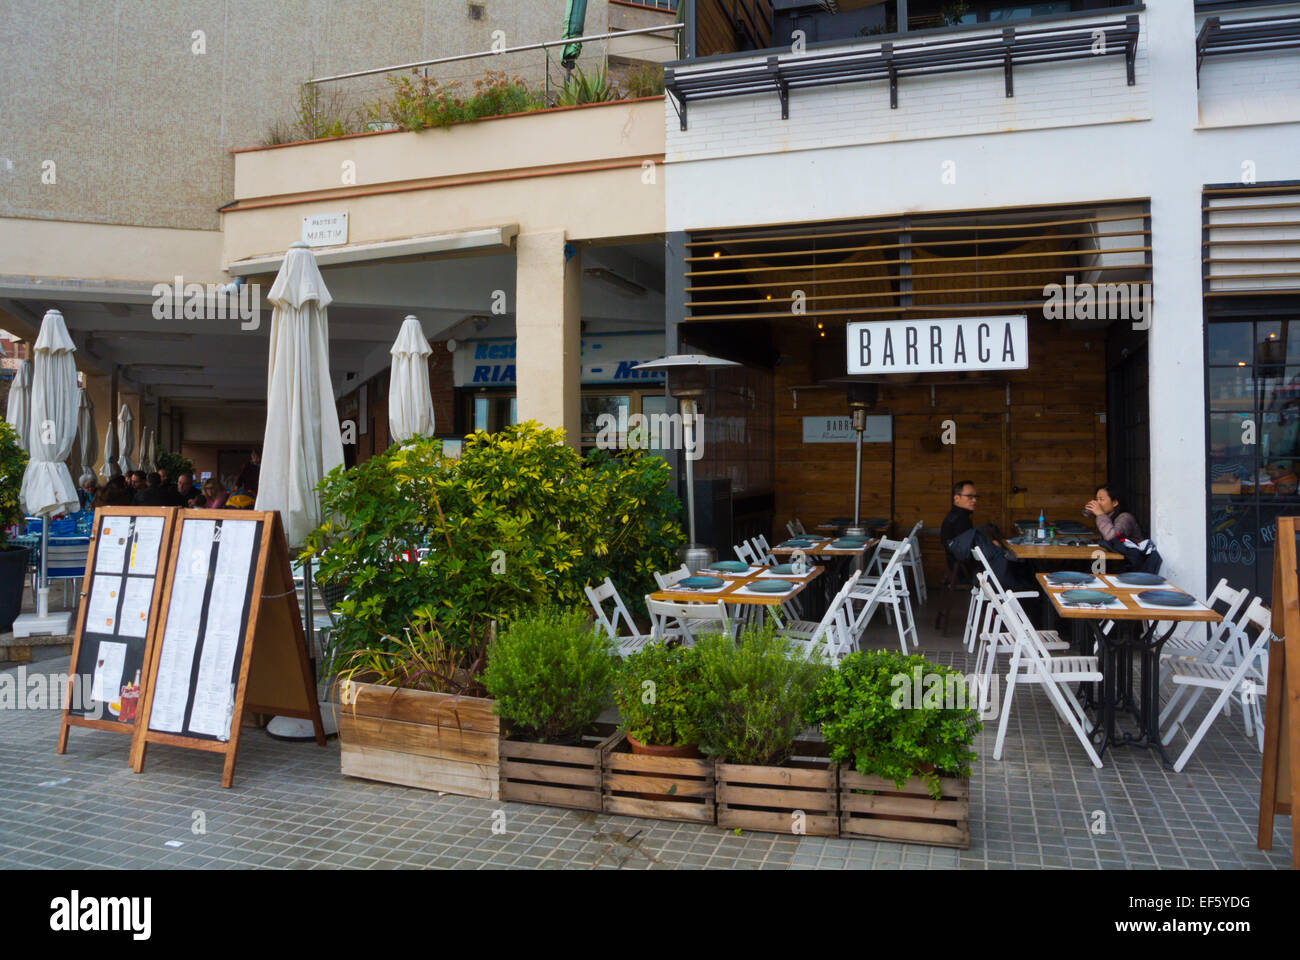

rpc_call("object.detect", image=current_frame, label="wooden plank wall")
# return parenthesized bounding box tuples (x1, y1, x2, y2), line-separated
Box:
(771, 319, 1109, 586)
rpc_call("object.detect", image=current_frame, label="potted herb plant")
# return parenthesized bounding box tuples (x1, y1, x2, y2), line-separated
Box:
(803, 649, 979, 848)
(692, 626, 836, 836)
(484, 607, 619, 811)
(603, 643, 716, 823)
(0, 420, 30, 631)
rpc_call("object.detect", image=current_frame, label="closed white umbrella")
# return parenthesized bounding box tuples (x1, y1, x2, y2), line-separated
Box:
(257, 242, 345, 546)
(140, 426, 155, 473)
(117, 403, 136, 474)
(388, 315, 436, 443)
(5, 359, 31, 452)
(257, 241, 343, 741)
(74, 387, 97, 486)
(14, 310, 78, 635)
(100, 419, 120, 479)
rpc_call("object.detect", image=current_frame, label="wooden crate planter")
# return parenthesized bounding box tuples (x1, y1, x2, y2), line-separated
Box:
(601, 734, 716, 824)
(499, 724, 618, 811)
(337, 682, 500, 800)
(715, 741, 839, 837)
(839, 767, 971, 848)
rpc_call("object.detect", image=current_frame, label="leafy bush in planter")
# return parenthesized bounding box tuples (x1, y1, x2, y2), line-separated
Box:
(692, 626, 829, 766)
(306, 422, 683, 662)
(334, 605, 488, 699)
(154, 449, 194, 480)
(614, 643, 704, 747)
(802, 650, 980, 800)
(482, 607, 617, 742)
(0, 420, 28, 547)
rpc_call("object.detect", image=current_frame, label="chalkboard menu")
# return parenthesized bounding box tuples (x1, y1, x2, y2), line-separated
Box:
(58, 507, 179, 753)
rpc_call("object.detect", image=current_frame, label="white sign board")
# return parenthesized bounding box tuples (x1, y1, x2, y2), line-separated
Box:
(846, 315, 1028, 375)
(802, 415, 892, 444)
(301, 212, 348, 247)
(454, 333, 667, 387)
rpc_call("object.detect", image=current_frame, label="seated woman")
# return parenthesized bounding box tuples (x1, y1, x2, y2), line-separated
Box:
(201, 479, 228, 509)
(1084, 483, 1145, 543)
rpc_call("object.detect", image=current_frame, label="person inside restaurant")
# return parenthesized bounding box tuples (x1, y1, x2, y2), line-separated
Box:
(941, 479, 978, 571)
(1084, 483, 1145, 542)
(200, 479, 228, 509)
(77, 476, 96, 510)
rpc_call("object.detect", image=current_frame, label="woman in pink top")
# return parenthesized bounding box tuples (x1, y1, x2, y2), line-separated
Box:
(1084, 483, 1144, 543)
(201, 479, 228, 509)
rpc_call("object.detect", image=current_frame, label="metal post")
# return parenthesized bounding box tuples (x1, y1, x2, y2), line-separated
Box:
(853, 428, 863, 528)
(683, 397, 698, 544)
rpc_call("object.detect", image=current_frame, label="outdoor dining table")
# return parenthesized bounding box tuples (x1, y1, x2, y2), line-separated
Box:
(648, 564, 825, 618)
(1006, 541, 1123, 563)
(1036, 572, 1222, 768)
(772, 537, 876, 617)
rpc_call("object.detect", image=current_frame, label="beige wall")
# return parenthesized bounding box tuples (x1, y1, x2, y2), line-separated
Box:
(0, 0, 616, 234)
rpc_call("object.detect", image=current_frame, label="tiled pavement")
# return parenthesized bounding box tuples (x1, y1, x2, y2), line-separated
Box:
(0, 628, 1292, 870)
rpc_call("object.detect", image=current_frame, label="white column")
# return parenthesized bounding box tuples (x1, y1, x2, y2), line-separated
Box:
(515, 230, 582, 448)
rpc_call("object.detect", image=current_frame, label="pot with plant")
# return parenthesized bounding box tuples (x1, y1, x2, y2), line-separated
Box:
(335, 606, 500, 799)
(803, 649, 979, 848)
(602, 643, 716, 823)
(693, 625, 838, 836)
(484, 607, 619, 811)
(0, 421, 30, 632)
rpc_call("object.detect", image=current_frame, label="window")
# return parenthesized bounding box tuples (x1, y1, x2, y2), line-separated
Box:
(467, 3, 484, 21)
(1205, 313, 1300, 601)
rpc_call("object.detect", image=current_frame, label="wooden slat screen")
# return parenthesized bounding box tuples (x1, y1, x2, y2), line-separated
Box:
(1203, 184, 1300, 295)
(685, 202, 1152, 325)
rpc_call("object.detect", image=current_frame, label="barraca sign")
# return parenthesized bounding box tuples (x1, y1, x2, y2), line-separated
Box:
(846, 316, 1028, 375)
(454, 334, 668, 386)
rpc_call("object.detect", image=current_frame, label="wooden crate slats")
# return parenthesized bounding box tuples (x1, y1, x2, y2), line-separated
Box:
(839, 767, 971, 848)
(716, 746, 840, 837)
(343, 683, 499, 734)
(338, 714, 499, 765)
(498, 725, 617, 812)
(340, 743, 499, 800)
(601, 735, 716, 824)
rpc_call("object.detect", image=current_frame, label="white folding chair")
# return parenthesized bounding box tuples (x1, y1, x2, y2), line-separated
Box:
(787, 519, 807, 537)
(1157, 578, 1252, 733)
(903, 520, 927, 605)
(734, 541, 761, 566)
(750, 536, 776, 566)
(983, 575, 1104, 768)
(845, 543, 919, 653)
(654, 564, 737, 632)
(585, 578, 654, 657)
(781, 573, 860, 664)
(1163, 597, 1273, 770)
(646, 598, 733, 646)
(775, 569, 861, 640)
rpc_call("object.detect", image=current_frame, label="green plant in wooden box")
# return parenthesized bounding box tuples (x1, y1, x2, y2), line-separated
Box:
(614, 643, 704, 753)
(802, 649, 980, 800)
(0, 420, 28, 546)
(692, 625, 829, 766)
(482, 607, 617, 743)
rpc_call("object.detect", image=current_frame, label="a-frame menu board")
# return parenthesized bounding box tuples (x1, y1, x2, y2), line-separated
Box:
(57, 507, 180, 753)
(129, 509, 324, 787)
(1259, 515, 1300, 869)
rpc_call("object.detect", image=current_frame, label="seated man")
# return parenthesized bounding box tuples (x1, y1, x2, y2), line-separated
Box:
(941, 480, 978, 574)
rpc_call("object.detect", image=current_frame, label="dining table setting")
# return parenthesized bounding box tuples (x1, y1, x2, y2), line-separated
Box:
(1036, 570, 1221, 767)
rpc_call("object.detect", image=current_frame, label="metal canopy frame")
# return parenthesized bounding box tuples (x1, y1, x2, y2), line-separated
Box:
(665, 15, 1139, 130)
(1196, 13, 1300, 86)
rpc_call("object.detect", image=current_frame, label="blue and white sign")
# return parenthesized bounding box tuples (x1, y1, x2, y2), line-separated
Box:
(846, 315, 1028, 375)
(454, 333, 667, 387)
(802, 415, 892, 444)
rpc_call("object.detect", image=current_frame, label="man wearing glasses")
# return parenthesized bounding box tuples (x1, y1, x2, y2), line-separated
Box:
(941, 480, 979, 572)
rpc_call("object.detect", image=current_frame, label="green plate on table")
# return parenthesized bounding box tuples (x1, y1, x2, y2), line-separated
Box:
(1138, 589, 1195, 606)
(709, 560, 748, 573)
(1046, 571, 1093, 585)
(748, 579, 795, 593)
(1115, 572, 1164, 586)
(780, 539, 814, 548)
(830, 539, 865, 549)
(1060, 589, 1115, 605)
(770, 563, 804, 575)
(681, 576, 724, 589)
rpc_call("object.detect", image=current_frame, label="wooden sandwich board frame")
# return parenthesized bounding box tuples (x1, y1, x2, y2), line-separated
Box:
(1259, 515, 1300, 868)
(57, 506, 181, 754)
(129, 509, 324, 787)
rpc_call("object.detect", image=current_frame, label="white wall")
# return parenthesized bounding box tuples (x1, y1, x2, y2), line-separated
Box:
(663, 5, 1300, 591)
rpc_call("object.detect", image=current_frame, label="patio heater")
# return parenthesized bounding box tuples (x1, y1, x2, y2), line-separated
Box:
(843, 382, 879, 540)
(631, 354, 740, 573)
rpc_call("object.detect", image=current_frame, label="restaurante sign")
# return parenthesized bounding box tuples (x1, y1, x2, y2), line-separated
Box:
(846, 316, 1028, 375)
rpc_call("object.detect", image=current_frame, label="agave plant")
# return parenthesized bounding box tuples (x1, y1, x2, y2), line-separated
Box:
(555, 64, 615, 107)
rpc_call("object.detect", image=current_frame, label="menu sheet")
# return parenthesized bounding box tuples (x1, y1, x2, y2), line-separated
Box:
(148, 520, 215, 733)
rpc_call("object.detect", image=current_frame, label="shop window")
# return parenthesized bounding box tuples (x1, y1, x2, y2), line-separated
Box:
(1206, 314, 1300, 600)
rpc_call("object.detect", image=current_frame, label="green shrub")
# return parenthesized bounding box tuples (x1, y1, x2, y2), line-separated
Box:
(482, 607, 617, 742)
(369, 69, 544, 132)
(802, 650, 980, 800)
(154, 449, 194, 479)
(306, 422, 683, 666)
(692, 626, 829, 766)
(619, 63, 665, 98)
(614, 643, 704, 747)
(0, 420, 28, 548)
